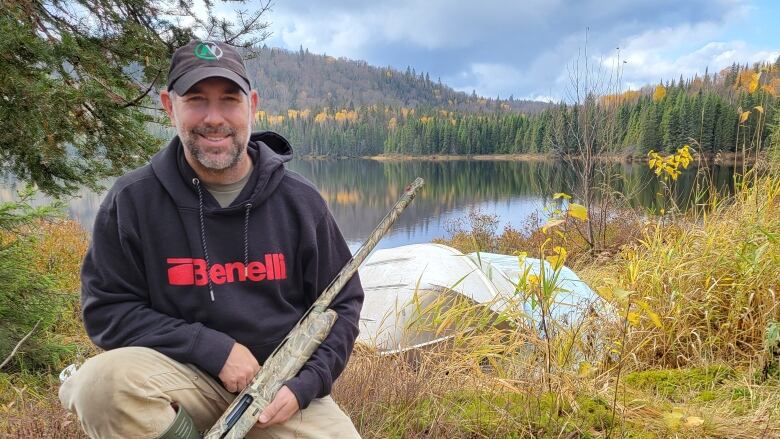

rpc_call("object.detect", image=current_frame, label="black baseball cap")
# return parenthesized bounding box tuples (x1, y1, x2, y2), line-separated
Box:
(167, 40, 251, 95)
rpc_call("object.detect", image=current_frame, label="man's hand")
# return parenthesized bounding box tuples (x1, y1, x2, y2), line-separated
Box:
(255, 385, 300, 428)
(218, 342, 260, 393)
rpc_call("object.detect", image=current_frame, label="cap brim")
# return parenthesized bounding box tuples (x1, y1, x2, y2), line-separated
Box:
(171, 67, 250, 95)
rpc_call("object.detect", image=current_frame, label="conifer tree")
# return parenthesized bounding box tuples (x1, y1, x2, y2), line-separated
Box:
(1, 0, 271, 196)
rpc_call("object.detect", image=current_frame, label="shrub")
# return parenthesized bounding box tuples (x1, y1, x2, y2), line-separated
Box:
(0, 194, 89, 374)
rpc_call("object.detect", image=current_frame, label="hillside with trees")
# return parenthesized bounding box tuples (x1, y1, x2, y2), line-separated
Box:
(256, 59, 780, 157)
(245, 46, 551, 114)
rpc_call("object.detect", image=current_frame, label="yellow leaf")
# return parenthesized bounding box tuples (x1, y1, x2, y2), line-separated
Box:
(553, 192, 572, 200)
(754, 105, 764, 114)
(578, 361, 594, 377)
(546, 254, 562, 267)
(546, 246, 568, 268)
(647, 310, 662, 328)
(595, 286, 614, 302)
(739, 111, 751, 124)
(568, 203, 588, 221)
(636, 300, 664, 329)
(648, 157, 657, 169)
(683, 416, 704, 428)
(626, 311, 641, 326)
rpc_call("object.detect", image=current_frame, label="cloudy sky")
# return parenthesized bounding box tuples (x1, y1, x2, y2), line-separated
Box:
(256, 0, 778, 102)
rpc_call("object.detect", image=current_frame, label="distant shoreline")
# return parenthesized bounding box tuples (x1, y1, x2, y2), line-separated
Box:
(298, 151, 763, 164)
(366, 153, 551, 162)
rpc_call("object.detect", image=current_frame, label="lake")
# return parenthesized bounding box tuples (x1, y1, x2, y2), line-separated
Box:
(0, 159, 737, 252)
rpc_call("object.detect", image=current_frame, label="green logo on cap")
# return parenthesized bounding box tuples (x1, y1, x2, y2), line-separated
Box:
(194, 42, 223, 61)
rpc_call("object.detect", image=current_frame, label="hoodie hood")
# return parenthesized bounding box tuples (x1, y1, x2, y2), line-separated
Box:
(151, 131, 293, 211)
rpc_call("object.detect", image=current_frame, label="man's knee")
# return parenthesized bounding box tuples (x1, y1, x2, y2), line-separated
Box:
(59, 347, 178, 428)
(260, 395, 360, 439)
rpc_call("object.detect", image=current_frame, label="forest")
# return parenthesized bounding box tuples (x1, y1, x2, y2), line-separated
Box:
(256, 60, 780, 157)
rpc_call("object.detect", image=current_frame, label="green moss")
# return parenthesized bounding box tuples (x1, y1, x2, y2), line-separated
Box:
(574, 395, 614, 431)
(693, 390, 719, 402)
(623, 366, 734, 401)
(383, 389, 623, 438)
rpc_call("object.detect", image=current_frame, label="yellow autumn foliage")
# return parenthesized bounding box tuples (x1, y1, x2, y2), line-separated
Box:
(763, 77, 780, 97)
(318, 190, 361, 205)
(652, 84, 667, 102)
(266, 115, 285, 125)
(648, 144, 693, 181)
(334, 109, 358, 123)
(314, 111, 331, 124)
(748, 72, 762, 94)
(600, 90, 641, 107)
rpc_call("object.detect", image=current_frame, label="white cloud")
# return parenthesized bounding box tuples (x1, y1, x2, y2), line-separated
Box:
(606, 22, 780, 90)
(263, 0, 774, 100)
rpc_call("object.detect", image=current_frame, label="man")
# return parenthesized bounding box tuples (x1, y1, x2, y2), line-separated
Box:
(59, 40, 364, 438)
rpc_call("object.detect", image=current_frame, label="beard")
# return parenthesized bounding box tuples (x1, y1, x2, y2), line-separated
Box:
(180, 124, 248, 171)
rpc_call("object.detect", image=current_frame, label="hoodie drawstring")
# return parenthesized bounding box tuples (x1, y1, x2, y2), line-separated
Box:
(243, 203, 252, 277)
(192, 177, 253, 302)
(193, 178, 216, 301)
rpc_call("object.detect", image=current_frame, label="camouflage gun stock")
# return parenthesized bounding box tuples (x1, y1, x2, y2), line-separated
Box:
(204, 177, 425, 438)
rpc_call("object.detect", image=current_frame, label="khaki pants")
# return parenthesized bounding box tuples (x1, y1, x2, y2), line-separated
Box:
(59, 347, 361, 439)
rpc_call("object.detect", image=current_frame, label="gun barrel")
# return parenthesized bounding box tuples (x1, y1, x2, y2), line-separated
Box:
(313, 177, 424, 309)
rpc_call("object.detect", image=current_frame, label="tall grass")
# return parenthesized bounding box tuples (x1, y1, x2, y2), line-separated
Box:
(596, 175, 780, 368)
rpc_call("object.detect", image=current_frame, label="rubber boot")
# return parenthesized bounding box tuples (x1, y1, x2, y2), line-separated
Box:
(156, 405, 202, 439)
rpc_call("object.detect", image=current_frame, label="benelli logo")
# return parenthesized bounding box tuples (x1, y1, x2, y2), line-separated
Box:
(194, 42, 223, 61)
(167, 254, 287, 286)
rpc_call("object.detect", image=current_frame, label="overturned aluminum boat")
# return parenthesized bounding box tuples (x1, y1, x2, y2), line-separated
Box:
(356, 243, 599, 354)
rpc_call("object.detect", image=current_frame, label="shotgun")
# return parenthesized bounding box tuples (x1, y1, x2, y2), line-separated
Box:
(204, 177, 425, 438)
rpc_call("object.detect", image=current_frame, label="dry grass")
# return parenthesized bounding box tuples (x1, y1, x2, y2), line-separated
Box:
(434, 205, 646, 267)
(1, 375, 85, 438)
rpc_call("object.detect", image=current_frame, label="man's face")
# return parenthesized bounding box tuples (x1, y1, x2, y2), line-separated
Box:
(162, 77, 258, 171)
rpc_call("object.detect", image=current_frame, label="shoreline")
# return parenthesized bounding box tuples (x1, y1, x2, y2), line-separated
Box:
(298, 152, 764, 164)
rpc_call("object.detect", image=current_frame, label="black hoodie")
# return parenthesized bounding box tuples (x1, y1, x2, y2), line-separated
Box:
(80, 131, 364, 409)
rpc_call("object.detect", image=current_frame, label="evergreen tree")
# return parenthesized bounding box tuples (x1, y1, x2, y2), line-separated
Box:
(1, 0, 270, 196)
(640, 105, 660, 153)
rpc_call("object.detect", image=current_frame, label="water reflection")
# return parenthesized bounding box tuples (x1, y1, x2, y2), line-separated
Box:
(286, 159, 735, 250)
(0, 159, 736, 251)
